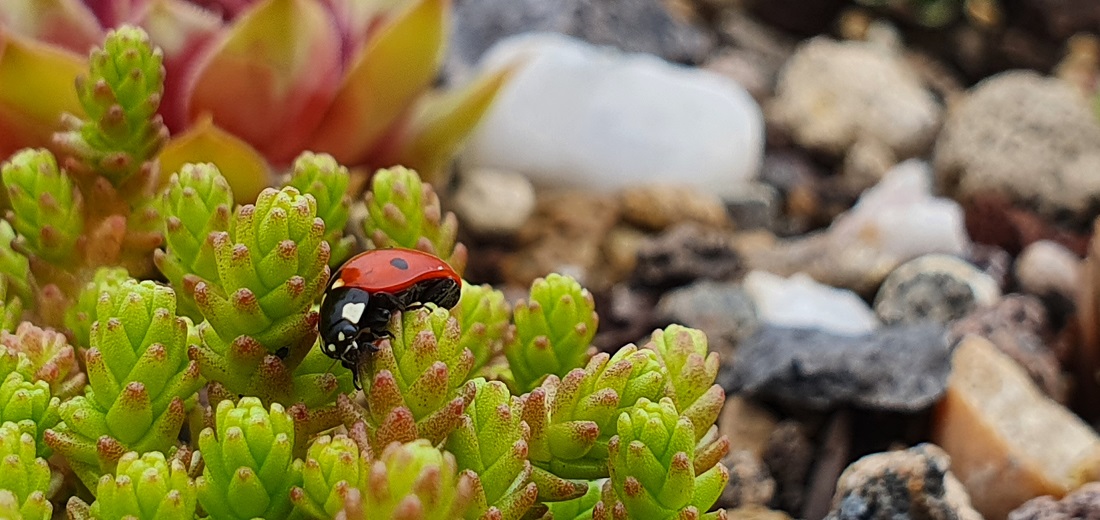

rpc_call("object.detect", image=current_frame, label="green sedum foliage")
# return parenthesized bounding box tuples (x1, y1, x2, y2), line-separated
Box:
(68, 451, 198, 520)
(360, 307, 475, 449)
(291, 430, 370, 519)
(334, 439, 476, 520)
(45, 279, 202, 488)
(285, 152, 356, 267)
(0, 421, 52, 520)
(453, 282, 512, 373)
(65, 266, 131, 350)
(1, 148, 84, 267)
(505, 274, 598, 393)
(197, 398, 301, 520)
(446, 379, 539, 520)
(155, 163, 234, 320)
(361, 166, 467, 274)
(601, 398, 728, 520)
(54, 26, 168, 186)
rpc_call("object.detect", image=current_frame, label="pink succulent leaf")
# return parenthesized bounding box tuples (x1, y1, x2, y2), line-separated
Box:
(186, 0, 342, 166)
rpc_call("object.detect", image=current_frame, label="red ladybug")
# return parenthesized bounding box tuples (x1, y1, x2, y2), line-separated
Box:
(319, 248, 461, 383)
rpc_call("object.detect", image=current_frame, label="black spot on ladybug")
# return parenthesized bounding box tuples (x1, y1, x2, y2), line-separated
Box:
(389, 257, 410, 270)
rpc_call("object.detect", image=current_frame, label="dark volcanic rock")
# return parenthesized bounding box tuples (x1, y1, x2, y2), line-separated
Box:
(763, 421, 814, 513)
(728, 324, 953, 411)
(1009, 482, 1100, 520)
(632, 223, 743, 290)
(446, 0, 713, 83)
(825, 443, 982, 520)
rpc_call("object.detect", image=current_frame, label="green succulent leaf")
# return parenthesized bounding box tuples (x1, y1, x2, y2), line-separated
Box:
(53, 25, 168, 185)
(72, 451, 198, 520)
(192, 186, 330, 353)
(0, 372, 59, 456)
(284, 152, 356, 267)
(291, 430, 370, 519)
(0, 277, 22, 335)
(523, 345, 664, 483)
(546, 480, 603, 520)
(334, 439, 476, 520)
(0, 220, 32, 306)
(1, 148, 84, 266)
(45, 280, 203, 489)
(645, 326, 725, 445)
(505, 274, 598, 393)
(361, 166, 466, 274)
(0, 421, 52, 520)
(602, 398, 729, 520)
(453, 282, 512, 373)
(445, 378, 538, 520)
(155, 163, 234, 320)
(361, 307, 476, 449)
(65, 266, 131, 350)
(196, 398, 302, 520)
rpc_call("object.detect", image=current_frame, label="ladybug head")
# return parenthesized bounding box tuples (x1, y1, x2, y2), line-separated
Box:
(318, 286, 396, 367)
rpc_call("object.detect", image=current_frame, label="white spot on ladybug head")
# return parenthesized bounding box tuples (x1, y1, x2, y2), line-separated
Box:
(342, 302, 366, 324)
(326, 343, 337, 353)
(337, 331, 346, 341)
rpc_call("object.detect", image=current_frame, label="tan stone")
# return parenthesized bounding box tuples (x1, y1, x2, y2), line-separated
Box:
(725, 505, 793, 520)
(719, 396, 779, 458)
(620, 184, 730, 232)
(933, 336, 1100, 520)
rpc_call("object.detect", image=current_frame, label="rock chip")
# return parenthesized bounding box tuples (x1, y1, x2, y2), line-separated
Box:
(825, 443, 982, 520)
(656, 280, 759, 347)
(619, 184, 730, 232)
(460, 33, 764, 196)
(933, 336, 1100, 520)
(934, 71, 1100, 224)
(743, 271, 880, 336)
(873, 254, 1001, 326)
(763, 421, 815, 513)
(726, 506, 793, 520)
(950, 295, 1068, 402)
(451, 168, 536, 237)
(1015, 240, 1082, 305)
(723, 183, 780, 232)
(720, 450, 776, 509)
(744, 160, 970, 295)
(770, 37, 942, 158)
(632, 223, 743, 290)
(446, 0, 713, 83)
(1009, 482, 1100, 520)
(718, 396, 779, 459)
(728, 324, 952, 411)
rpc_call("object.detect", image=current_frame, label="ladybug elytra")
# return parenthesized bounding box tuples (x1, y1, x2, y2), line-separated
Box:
(318, 248, 461, 385)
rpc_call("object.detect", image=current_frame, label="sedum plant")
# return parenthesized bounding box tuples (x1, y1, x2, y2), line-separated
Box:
(445, 379, 540, 520)
(0, 321, 85, 400)
(453, 283, 513, 374)
(0, 421, 53, 520)
(361, 166, 467, 274)
(155, 163, 234, 320)
(0, 372, 60, 456)
(188, 185, 343, 407)
(68, 451, 198, 520)
(332, 439, 477, 520)
(197, 398, 301, 520)
(291, 428, 371, 519)
(599, 398, 729, 520)
(357, 307, 475, 449)
(284, 152, 356, 268)
(45, 279, 203, 488)
(505, 274, 598, 393)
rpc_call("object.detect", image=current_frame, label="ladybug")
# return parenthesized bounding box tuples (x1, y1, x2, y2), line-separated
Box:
(318, 248, 462, 385)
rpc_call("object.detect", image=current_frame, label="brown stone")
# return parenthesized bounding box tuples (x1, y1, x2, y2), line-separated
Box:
(501, 190, 620, 288)
(1009, 482, 1100, 520)
(719, 396, 779, 458)
(726, 505, 793, 520)
(619, 184, 731, 232)
(933, 336, 1100, 520)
